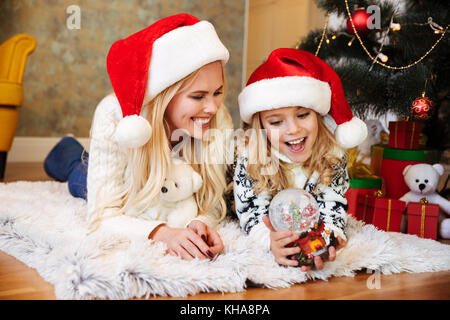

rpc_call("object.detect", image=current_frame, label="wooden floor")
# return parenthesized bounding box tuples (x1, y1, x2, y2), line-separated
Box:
(1, 162, 450, 300)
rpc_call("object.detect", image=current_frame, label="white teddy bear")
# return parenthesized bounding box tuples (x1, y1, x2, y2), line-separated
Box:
(400, 163, 450, 239)
(357, 119, 386, 165)
(140, 158, 203, 228)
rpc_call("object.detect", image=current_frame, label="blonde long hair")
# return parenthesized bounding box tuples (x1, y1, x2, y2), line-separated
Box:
(245, 112, 344, 195)
(89, 66, 233, 229)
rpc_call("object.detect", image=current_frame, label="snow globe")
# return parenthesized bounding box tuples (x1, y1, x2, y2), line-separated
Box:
(268, 188, 338, 267)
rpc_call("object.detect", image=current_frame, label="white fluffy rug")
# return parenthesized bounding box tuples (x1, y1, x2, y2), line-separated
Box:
(1, 181, 449, 299)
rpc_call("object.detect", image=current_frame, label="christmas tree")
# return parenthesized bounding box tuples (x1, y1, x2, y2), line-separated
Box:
(297, 0, 449, 154)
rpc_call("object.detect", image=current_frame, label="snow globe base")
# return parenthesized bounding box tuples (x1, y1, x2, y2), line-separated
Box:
(287, 219, 338, 267)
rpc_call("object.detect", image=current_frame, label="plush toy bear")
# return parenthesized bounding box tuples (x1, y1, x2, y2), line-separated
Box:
(140, 158, 203, 228)
(357, 119, 387, 165)
(400, 163, 450, 239)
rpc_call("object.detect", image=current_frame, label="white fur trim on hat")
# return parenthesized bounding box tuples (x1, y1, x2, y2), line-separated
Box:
(238, 76, 331, 123)
(334, 116, 368, 149)
(146, 21, 229, 102)
(114, 115, 152, 148)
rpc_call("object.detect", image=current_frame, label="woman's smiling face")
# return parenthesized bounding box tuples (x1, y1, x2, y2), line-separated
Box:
(165, 61, 224, 141)
(260, 106, 319, 163)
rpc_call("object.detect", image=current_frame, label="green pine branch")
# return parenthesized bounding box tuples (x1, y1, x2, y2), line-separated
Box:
(296, 0, 450, 150)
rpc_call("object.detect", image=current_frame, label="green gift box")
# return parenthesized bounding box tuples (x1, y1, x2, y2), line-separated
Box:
(349, 178, 382, 189)
(370, 144, 439, 176)
(382, 147, 440, 162)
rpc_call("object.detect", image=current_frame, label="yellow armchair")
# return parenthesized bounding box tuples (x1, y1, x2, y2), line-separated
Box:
(0, 34, 36, 179)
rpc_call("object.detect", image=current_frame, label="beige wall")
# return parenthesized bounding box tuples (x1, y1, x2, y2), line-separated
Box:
(0, 0, 325, 137)
(246, 0, 326, 81)
(0, 0, 246, 136)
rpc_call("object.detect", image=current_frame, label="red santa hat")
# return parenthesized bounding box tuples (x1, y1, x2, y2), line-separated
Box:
(238, 48, 367, 149)
(106, 13, 229, 148)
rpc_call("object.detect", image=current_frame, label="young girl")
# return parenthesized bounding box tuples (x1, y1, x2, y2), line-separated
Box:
(234, 48, 367, 271)
(44, 13, 233, 261)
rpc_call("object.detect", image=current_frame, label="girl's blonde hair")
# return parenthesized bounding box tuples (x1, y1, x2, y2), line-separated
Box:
(245, 111, 344, 195)
(89, 64, 233, 230)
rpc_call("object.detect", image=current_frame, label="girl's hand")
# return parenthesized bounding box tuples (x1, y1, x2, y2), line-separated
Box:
(188, 220, 224, 258)
(149, 224, 213, 260)
(299, 236, 346, 272)
(262, 216, 301, 267)
(262, 216, 347, 270)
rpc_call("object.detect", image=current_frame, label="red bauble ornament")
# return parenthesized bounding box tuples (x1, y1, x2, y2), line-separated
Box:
(346, 9, 372, 37)
(411, 95, 434, 120)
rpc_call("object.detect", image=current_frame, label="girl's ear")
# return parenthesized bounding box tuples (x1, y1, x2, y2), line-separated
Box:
(192, 171, 203, 193)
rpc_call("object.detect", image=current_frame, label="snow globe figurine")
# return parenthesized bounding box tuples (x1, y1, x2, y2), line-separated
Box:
(268, 188, 338, 267)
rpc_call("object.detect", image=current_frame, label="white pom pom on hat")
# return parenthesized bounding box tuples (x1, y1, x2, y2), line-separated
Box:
(113, 115, 152, 149)
(334, 116, 368, 149)
(106, 13, 229, 148)
(238, 48, 368, 149)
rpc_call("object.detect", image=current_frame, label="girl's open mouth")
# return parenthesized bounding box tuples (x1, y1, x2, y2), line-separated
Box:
(285, 137, 306, 153)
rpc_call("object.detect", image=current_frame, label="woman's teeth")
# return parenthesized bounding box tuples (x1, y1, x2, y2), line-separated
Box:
(193, 118, 210, 126)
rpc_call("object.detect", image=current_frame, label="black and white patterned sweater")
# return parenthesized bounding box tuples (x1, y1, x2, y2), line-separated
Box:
(233, 148, 349, 251)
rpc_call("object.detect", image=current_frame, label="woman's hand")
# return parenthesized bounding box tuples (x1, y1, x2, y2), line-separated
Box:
(187, 220, 224, 258)
(149, 224, 214, 260)
(298, 236, 346, 272)
(262, 216, 301, 267)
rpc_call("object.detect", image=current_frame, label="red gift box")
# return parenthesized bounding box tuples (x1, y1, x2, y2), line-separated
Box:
(356, 193, 406, 232)
(371, 197, 406, 232)
(346, 178, 382, 218)
(406, 201, 440, 240)
(388, 121, 422, 150)
(381, 148, 440, 200)
(355, 193, 375, 223)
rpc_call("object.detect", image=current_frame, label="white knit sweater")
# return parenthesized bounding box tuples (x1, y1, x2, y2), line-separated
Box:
(86, 95, 228, 241)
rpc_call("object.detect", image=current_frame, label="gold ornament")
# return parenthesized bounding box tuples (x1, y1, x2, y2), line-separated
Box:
(374, 190, 384, 197)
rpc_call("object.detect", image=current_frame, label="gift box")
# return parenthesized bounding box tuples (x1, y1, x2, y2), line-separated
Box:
(371, 197, 406, 232)
(355, 193, 375, 223)
(381, 148, 440, 200)
(356, 193, 406, 232)
(371, 133, 428, 177)
(388, 121, 422, 150)
(406, 201, 440, 240)
(370, 144, 387, 176)
(346, 178, 382, 218)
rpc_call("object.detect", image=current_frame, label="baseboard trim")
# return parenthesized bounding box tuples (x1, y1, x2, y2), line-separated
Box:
(8, 136, 90, 163)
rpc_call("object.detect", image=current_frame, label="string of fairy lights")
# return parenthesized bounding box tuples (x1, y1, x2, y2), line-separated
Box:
(302, 0, 449, 120)
(311, 0, 449, 71)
